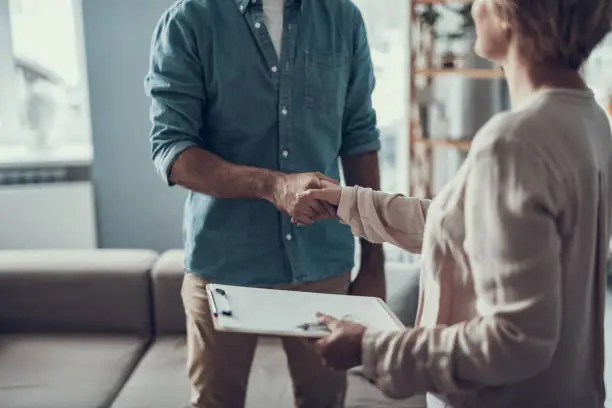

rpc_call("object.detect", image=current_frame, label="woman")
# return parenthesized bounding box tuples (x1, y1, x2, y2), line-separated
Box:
(292, 0, 612, 407)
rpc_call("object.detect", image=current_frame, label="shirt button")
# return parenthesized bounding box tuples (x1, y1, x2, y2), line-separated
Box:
(281, 107, 288, 115)
(254, 22, 261, 29)
(285, 233, 292, 241)
(271, 65, 278, 73)
(282, 149, 289, 158)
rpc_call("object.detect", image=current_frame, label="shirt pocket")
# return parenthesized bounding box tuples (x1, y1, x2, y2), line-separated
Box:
(303, 49, 349, 117)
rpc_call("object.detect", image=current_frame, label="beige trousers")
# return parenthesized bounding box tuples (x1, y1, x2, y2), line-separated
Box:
(181, 272, 351, 408)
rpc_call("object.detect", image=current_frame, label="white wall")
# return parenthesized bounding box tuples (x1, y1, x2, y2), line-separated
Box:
(82, 0, 186, 251)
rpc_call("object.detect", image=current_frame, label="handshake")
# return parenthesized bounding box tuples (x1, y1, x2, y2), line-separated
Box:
(269, 171, 343, 226)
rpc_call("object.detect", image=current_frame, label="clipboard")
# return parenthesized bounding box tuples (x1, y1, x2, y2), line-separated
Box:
(206, 283, 405, 338)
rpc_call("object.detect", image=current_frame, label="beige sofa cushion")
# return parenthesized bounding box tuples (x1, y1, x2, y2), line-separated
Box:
(0, 250, 157, 335)
(0, 335, 148, 408)
(111, 337, 425, 408)
(150, 249, 185, 335)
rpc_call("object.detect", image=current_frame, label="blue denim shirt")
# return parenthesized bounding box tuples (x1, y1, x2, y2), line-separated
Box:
(145, 0, 380, 285)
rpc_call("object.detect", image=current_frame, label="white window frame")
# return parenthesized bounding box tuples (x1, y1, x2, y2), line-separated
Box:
(0, 0, 19, 140)
(353, 0, 413, 263)
(0, 0, 92, 162)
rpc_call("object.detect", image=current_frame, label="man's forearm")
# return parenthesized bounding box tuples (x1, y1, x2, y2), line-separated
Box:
(341, 151, 384, 260)
(169, 146, 278, 201)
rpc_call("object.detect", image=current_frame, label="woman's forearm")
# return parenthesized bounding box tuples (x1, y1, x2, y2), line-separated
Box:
(336, 186, 430, 253)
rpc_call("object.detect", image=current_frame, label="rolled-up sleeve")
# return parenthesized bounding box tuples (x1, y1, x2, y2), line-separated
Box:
(360, 141, 564, 399)
(340, 6, 380, 157)
(144, 5, 204, 185)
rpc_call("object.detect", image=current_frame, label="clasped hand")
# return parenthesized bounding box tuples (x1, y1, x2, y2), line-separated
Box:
(290, 179, 342, 226)
(271, 172, 341, 225)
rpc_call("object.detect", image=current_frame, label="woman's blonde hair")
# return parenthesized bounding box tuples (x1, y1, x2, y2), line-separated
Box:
(489, 0, 612, 69)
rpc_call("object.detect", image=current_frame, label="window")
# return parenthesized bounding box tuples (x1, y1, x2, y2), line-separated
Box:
(0, 0, 91, 157)
(584, 32, 612, 121)
(355, 0, 409, 195)
(354, 0, 412, 262)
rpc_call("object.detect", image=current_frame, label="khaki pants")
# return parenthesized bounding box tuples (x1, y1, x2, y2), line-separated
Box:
(181, 272, 351, 408)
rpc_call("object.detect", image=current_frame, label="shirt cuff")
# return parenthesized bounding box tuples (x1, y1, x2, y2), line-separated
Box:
(340, 139, 381, 157)
(337, 186, 358, 224)
(155, 140, 198, 186)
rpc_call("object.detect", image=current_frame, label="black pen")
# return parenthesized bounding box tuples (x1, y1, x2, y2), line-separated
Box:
(297, 321, 330, 332)
(212, 287, 232, 317)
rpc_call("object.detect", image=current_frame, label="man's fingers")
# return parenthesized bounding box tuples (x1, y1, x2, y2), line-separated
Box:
(321, 202, 337, 218)
(320, 179, 339, 189)
(311, 200, 329, 217)
(292, 209, 315, 226)
(315, 172, 339, 185)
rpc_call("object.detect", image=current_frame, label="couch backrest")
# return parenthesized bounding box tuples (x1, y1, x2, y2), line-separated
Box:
(0, 249, 157, 336)
(151, 249, 186, 335)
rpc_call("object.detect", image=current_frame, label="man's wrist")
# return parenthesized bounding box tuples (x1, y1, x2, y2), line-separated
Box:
(360, 241, 384, 263)
(258, 170, 285, 204)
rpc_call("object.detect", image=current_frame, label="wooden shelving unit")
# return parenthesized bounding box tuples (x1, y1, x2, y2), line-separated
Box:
(408, 0, 504, 198)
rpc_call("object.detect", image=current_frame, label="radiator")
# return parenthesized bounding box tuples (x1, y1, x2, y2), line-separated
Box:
(0, 165, 97, 249)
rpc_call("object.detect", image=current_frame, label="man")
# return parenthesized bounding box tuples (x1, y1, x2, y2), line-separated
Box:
(145, 0, 384, 406)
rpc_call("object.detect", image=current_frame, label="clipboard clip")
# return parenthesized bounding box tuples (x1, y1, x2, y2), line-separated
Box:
(210, 287, 233, 317)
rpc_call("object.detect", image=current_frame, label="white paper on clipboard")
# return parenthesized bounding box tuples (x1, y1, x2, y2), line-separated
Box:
(206, 283, 404, 338)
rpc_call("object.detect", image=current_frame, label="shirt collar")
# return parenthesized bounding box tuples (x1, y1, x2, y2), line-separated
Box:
(234, 0, 302, 15)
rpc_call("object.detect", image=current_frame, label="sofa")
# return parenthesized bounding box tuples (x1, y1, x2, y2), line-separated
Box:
(0, 249, 424, 408)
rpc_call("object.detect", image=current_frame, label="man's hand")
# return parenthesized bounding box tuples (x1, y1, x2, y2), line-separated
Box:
(291, 180, 343, 226)
(315, 313, 366, 371)
(350, 246, 386, 300)
(269, 172, 338, 222)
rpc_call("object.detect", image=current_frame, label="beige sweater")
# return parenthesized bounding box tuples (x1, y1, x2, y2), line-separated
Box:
(337, 89, 612, 408)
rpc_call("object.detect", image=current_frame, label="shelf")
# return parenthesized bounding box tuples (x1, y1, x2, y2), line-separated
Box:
(415, 68, 505, 79)
(413, 138, 472, 150)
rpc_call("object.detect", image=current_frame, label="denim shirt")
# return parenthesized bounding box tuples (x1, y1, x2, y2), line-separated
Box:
(145, 0, 380, 285)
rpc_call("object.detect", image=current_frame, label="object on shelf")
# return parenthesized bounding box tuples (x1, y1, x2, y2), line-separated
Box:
(409, 0, 509, 198)
(415, 85, 449, 140)
(445, 33, 509, 141)
(417, 4, 440, 28)
(440, 49, 456, 69)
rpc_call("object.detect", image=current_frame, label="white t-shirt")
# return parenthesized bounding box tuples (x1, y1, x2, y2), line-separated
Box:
(262, 0, 285, 58)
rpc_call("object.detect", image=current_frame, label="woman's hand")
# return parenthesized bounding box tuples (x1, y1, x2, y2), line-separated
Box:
(291, 181, 343, 226)
(315, 313, 366, 371)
